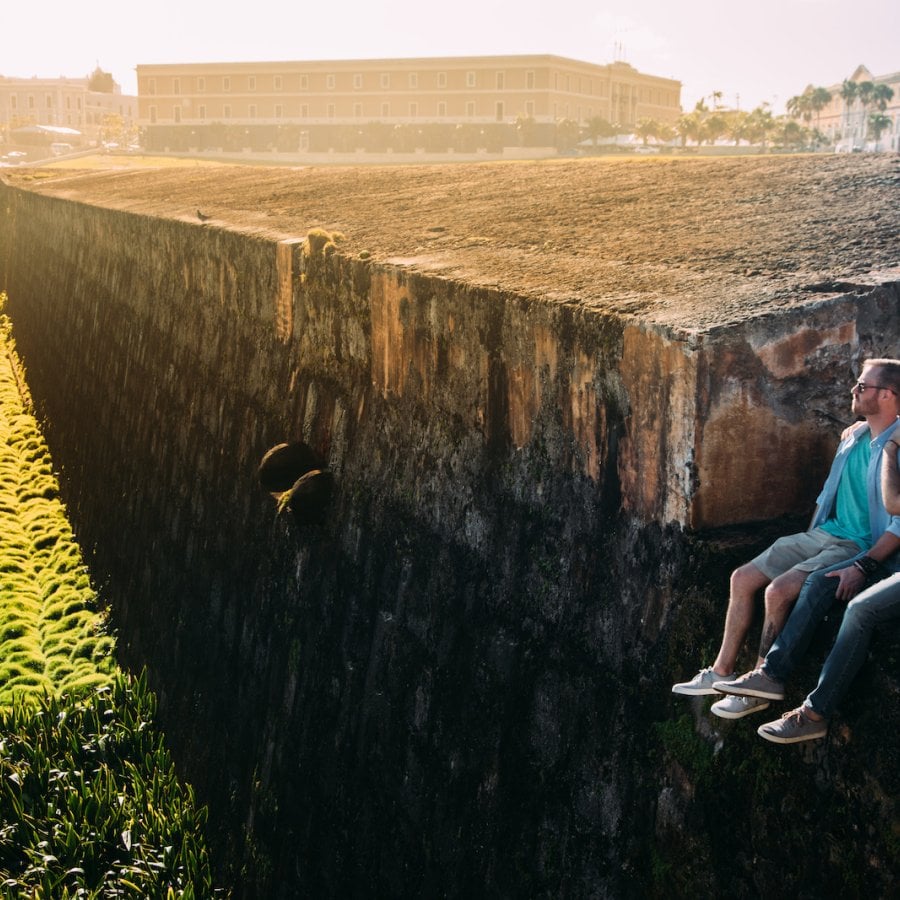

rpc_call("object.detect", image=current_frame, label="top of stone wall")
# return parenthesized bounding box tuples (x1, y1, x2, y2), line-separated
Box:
(4, 154, 898, 334)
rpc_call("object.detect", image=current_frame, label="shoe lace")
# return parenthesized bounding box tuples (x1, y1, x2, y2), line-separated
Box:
(781, 707, 807, 726)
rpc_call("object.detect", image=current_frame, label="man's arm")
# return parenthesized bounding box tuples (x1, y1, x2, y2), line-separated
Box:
(826, 531, 900, 601)
(883, 438, 900, 516)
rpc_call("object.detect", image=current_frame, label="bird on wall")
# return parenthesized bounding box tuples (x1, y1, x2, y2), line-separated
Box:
(197, 209, 211, 221)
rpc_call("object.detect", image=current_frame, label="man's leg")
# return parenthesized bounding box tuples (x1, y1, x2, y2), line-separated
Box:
(713, 561, 849, 701)
(711, 562, 770, 675)
(805, 574, 900, 718)
(756, 567, 813, 664)
(763, 563, 847, 683)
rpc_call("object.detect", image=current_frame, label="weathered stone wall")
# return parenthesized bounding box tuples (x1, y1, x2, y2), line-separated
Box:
(1, 179, 898, 898)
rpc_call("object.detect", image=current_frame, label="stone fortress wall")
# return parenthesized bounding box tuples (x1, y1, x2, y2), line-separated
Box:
(0, 166, 898, 897)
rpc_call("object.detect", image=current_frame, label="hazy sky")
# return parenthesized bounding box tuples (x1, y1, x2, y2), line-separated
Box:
(4, 0, 897, 113)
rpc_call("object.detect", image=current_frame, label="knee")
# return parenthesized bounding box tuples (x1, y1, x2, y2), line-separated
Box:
(731, 563, 762, 594)
(844, 597, 875, 630)
(764, 581, 798, 616)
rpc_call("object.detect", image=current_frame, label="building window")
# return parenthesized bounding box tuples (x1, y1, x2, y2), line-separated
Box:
(274, 75, 282, 91)
(300, 74, 309, 90)
(353, 102, 362, 117)
(437, 72, 447, 88)
(10, 96, 16, 110)
(380, 73, 390, 89)
(326, 74, 335, 90)
(223, 104, 231, 118)
(466, 71, 476, 87)
(496, 72, 504, 90)
(409, 102, 418, 117)
(174, 107, 181, 123)
(249, 104, 257, 118)
(223, 77, 231, 92)
(148, 79, 156, 95)
(197, 77, 205, 92)
(495, 101, 504, 121)
(275, 104, 283, 118)
(173, 78, 180, 95)
(409, 73, 418, 88)
(199, 104, 206, 118)
(353, 73, 363, 90)
(438, 101, 447, 117)
(381, 102, 390, 117)
(327, 103, 335, 118)
(527, 71, 535, 90)
(149, 105, 157, 123)
(248, 76, 256, 91)
(300, 104, 309, 117)
(46, 94, 53, 108)
(466, 100, 475, 117)
(525, 100, 534, 117)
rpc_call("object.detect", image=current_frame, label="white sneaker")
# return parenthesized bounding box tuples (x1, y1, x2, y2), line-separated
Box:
(672, 666, 736, 696)
(710, 693, 771, 720)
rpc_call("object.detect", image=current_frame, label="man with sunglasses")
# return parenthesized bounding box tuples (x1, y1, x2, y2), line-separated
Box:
(673, 359, 900, 721)
(713, 358, 900, 738)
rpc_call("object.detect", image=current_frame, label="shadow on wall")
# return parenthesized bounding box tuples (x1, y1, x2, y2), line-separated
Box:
(258, 441, 334, 527)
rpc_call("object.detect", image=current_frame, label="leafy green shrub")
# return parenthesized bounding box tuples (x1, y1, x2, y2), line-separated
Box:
(0, 673, 223, 897)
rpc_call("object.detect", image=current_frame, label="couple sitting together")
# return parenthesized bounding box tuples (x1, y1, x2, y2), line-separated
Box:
(672, 357, 900, 744)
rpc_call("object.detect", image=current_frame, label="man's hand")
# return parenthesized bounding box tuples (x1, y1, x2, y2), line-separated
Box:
(825, 565, 867, 601)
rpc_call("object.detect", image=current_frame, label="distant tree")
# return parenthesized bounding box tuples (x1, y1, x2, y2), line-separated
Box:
(722, 109, 749, 145)
(515, 114, 538, 147)
(839, 79, 858, 138)
(635, 117, 660, 145)
(743, 104, 774, 149)
(88, 67, 115, 93)
(554, 117, 580, 151)
(808, 86, 832, 131)
(702, 112, 727, 145)
(583, 115, 616, 146)
(675, 109, 704, 146)
(775, 116, 807, 149)
(869, 112, 892, 146)
(872, 82, 894, 112)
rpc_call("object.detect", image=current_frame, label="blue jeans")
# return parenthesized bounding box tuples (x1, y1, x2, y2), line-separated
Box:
(764, 565, 900, 718)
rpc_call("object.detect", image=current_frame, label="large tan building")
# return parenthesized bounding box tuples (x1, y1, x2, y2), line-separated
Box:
(812, 65, 900, 152)
(136, 55, 681, 153)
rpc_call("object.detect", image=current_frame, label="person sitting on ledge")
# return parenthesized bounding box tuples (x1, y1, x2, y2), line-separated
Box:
(714, 378, 900, 744)
(672, 358, 900, 722)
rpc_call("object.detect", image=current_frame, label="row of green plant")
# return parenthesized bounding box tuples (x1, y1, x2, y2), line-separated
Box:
(0, 295, 222, 896)
(0, 307, 114, 707)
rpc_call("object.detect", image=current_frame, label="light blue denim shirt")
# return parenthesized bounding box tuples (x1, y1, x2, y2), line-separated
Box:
(811, 418, 900, 571)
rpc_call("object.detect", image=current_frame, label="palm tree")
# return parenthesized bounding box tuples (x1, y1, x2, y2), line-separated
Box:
(744, 105, 774, 150)
(583, 115, 615, 147)
(857, 81, 875, 141)
(723, 109, 748, 146)
(635, 117, 659, 146)
(869, 113, 892, 149)
(872, 83, 895, 112)
(839, 80, 858, 145)
(808, 87, 832, 134)
(786, 92, 812, 126)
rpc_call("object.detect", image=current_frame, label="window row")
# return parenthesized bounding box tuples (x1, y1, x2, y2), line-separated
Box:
(145, 71, 541, 95)
(148, 100, 545, 123)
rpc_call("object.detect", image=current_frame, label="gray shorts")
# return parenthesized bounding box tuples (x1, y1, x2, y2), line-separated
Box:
(751, 527, 862, 581)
